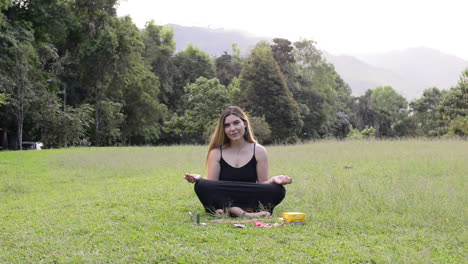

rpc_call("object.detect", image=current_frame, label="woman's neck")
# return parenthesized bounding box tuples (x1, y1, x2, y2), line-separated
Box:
(228, 138, 248, 150)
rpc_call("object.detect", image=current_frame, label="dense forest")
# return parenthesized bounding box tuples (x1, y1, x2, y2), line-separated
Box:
(0, 0, 467, 149)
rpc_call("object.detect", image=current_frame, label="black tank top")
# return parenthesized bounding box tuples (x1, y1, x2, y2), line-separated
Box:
(219, 144, 257, 182)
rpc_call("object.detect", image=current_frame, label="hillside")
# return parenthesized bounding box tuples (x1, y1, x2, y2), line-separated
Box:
(168, 24, 468, 99)
(169, 24, 269, 56)
(355, 47, 468, 95)
(322, 52, 414, 98)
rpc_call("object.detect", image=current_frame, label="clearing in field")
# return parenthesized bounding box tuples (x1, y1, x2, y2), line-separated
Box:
(0, 140, 466, 263)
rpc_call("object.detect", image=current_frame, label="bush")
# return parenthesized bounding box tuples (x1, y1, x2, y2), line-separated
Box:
(347, 126, 363, 139)
(249, 115, 271, 144)
(446, 116, 468, 136)
(361, 126, 376, 138)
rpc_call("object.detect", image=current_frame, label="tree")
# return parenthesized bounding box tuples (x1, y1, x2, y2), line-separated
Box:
(350, 89, 376, 130)
(1, 0, 174, 148)
(121, 69, 166, 145)
(74, 0, 130, 146)
(236, 42, 302, 143)
(0, 93, 7, 106)
(271, 38, 295, 76)
(0, 0, 84, 149)
(165, 77, 230, 144)
(171, 45, 216, 112)
(292, 39, 352, 139)
(215, 44, 242, 87)
(1, 34, 38, 149)
(331, 112, 351, 139)
(142, 21, 176, 107)
(369, 86, 408, 137)
(0, 2, 11, 109)
(39, 102, 93, 148)
(439, 69, 467, 120)
(112, 17, 167, 145)
(439, 69, 468, 136)
(79, 24, 120, 145)
(409, 87, 446, 136)
(271, 38, 302, 105)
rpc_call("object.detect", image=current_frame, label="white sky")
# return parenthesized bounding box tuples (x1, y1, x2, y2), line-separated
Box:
(117, 0, 468, 60)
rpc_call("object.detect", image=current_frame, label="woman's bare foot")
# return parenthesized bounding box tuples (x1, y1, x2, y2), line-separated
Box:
(244, 211, 271, 218)
(215, 209, 224, 216)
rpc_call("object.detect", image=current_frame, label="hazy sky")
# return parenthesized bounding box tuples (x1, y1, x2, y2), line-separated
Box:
(117, 0, 468, 60)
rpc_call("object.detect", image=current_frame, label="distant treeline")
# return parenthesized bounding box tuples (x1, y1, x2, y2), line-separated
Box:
(0, 1, 466, 149)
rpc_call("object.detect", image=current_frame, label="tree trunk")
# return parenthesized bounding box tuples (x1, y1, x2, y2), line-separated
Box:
(17, 95, 24, 150)
(95, 99, 100, 146)
(1, 131, 7, 150)
(17, 113, 23, 150)
(95, 82, 102, 146)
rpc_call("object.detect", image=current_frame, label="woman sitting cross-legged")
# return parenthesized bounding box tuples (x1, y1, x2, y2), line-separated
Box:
(184, 106, 292, 218)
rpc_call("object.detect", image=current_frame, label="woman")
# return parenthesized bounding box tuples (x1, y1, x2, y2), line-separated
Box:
(184, 106, 292, 218)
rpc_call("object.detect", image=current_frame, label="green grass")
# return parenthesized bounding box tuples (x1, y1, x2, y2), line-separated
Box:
(0, 140, 466, 263)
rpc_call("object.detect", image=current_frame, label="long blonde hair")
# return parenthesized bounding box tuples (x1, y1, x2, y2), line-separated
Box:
(206, 106, 257, 163)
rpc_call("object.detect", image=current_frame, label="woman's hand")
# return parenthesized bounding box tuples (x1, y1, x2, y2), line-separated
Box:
(271, 175, 293, 185)
(184, 173, 202, 183)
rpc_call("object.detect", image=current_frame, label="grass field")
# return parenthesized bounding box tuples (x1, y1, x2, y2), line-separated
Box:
(0, 140, 466, 263)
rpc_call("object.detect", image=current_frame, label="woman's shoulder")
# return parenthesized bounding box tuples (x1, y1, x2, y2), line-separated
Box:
(254, 143, 266, 150)
(208, 147, 222, 160)
(254, 143, 267, 157)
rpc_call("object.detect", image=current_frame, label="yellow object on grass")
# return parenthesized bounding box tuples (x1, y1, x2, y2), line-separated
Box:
(281, 212, 306, 223)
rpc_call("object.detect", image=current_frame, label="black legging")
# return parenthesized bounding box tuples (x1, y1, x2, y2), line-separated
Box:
(194, 179, 286, 214)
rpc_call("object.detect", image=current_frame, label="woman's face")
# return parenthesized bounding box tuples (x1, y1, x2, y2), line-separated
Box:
(224, 114, 246, 142)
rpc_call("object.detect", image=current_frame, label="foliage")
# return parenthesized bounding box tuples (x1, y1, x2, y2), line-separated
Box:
(171, 45, 216, 112)
(439, 70, 468, 124)
(237, 42, 303, 143)
(0, 27, 38, 149)
(347, 126, 363, 139)
(248, 115, 272, 144)
(349, 90, 375, 131)
(121, 69, 166, 145)
(70, 3, 115, 145)
(0, 0, 12, 11)
(409, 87, 446, 136)
(215, 44, 242, 87)
(425, 69, 468, 137)
(271, 38, 295, 76)
(142, 20, 176, 107)
(446, 116, 468, 136)
(165, 77, 230, 144)
(330, 111, 350, 139)
(40, 103, 93, 148)
(0, 1, 466, 148)
(91, 99, 124, 145)
(113, 17, 167, 145)
(369, 86, 408, 137)
(292, 39, 352, 139)
(348, 125, 376, 139)
(0, 93, 8, 106)
(361, 126, 376, 138)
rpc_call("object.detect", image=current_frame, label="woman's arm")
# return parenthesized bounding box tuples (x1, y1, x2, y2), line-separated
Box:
(256, 144, 292, 185)
(207, 148, 221, 181)
(184, 148, 221, 183)
(256, 144, 270, 183)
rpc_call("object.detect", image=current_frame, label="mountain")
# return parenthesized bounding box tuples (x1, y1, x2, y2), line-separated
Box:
(321, 48, 468, 99)
(353, 47, 468, 97)
(322, 52, 417, 98)
(168, 24, 468, 100)
(168, 24, 269, 56)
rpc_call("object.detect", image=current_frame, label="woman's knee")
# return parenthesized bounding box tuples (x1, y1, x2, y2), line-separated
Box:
(194, 179, 211, 193)
(270, 184, 286, 202)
